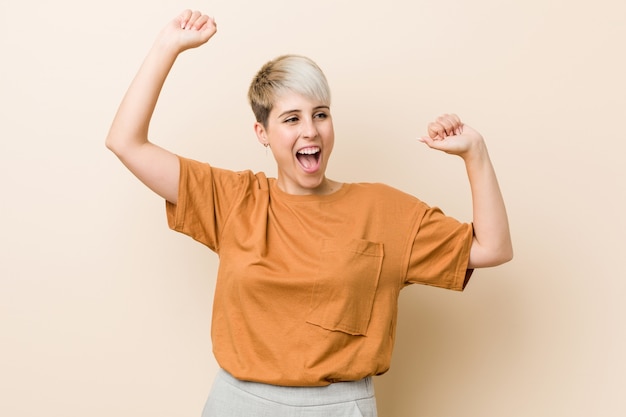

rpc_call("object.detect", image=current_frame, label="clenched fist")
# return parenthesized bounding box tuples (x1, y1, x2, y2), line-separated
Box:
(419, 113, 486, 159)
(156, 9, 217, 53)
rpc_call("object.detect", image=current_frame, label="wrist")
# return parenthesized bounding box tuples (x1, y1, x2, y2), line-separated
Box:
(461, 138, 489, 165)
(152, 33, 185, 59)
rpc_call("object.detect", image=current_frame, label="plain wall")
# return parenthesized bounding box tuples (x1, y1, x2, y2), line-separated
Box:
(1, 0, 625, 416)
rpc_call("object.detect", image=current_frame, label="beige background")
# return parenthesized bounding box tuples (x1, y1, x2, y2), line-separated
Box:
(1, 0, 625, 416)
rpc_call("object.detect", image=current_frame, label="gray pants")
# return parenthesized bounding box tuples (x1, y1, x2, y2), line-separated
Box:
(202, 369, 378, 417)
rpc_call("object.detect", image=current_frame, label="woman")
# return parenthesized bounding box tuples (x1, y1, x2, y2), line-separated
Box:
(106, 9, 513, 417)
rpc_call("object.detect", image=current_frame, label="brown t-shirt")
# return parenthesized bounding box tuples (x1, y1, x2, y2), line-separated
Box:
(166, 156, 473, 386)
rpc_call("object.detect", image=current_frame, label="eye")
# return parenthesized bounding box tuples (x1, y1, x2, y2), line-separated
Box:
(284, 116, 299, 123)
(314, 112, 328, 119)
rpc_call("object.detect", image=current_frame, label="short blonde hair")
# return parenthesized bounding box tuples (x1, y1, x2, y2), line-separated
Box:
(248, 55, 331, 127)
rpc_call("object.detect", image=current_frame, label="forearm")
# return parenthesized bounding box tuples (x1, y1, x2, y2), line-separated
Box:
(418, 114, 512, 268)
(464, 143, 513, 268)
(105, 40, 179, 155)
(103, 10, 215, 203)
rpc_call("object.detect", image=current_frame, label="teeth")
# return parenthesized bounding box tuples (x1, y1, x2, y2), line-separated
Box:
(297, 147, 320, 155)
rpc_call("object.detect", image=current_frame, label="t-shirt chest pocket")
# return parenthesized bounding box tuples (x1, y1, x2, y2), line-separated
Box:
(306, 238, 384, 336)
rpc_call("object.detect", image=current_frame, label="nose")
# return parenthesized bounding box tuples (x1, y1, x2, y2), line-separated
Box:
(301, 117, 318, 140)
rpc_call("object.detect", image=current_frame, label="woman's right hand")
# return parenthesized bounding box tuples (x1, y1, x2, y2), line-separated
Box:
(157, 9, 217, 53)
(106, 10, 217, 204)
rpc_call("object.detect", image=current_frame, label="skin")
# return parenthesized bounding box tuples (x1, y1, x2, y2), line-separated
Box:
(254, 93, 339, 195)
(419, 114, 513, 267)
(106, 9, 513, 269)
(105, 10, 217, 204)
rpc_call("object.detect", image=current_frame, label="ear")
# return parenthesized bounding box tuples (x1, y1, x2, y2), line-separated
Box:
(254, 122, 269, 146)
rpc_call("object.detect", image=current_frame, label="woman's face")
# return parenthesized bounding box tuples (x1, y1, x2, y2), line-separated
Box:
(254, 91, 335, 195)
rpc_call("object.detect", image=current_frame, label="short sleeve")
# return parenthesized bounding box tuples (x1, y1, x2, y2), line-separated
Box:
(405, 206, 473, 291)
(165, 156, 245, 252)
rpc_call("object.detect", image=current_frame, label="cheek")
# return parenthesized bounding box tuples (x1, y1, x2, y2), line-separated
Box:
(268, 130, 288, 148)
(324, 121, 335, 136)
(323, 126, 335, 145)
(272, 135, 295, 159)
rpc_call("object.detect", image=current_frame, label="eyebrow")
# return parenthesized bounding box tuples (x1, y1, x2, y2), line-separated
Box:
(277, 105, 330, 119)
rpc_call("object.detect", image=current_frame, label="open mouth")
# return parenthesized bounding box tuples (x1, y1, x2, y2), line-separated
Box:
(296, 146, 321, 172)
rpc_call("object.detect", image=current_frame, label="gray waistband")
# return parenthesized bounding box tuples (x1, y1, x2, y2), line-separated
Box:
(216, 369, 375, 407)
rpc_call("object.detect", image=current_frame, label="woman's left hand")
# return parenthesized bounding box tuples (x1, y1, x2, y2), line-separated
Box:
(418, 113, 484, 159)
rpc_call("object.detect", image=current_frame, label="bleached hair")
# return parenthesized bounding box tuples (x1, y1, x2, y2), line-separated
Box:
(248, 54, 331, 127)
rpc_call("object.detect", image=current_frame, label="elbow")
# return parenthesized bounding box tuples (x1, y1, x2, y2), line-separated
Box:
(492, 242, 514, 266)
(105, 132, 119, 154)
(490, 241, 513, 266)
(105, 123, 127, 154)
(105, 133, 116, 153)
(498, 246, 514, 265)
(105, 132, 129, 158)
(105, 126, 147, 157)
(502, 237, 514, 263)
